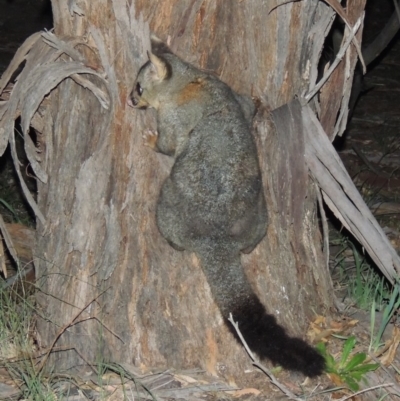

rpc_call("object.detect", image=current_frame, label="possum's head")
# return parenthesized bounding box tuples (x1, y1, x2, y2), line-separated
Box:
(128, 52, 171, 110)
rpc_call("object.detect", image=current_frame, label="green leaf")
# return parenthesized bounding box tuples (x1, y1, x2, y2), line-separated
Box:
(351, 363, 380, 373)
(346, 363, 379, 383)
(342, 352, 366, 372)
(316, 342, 326, 355)
(339, 336, 356, 368)
(344, 376, 360, 392)
(325, 354, 337, 373)
(349, 370, 367, 381)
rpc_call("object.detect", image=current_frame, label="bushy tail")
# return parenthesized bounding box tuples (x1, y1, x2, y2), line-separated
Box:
(197, 243, 325, 377)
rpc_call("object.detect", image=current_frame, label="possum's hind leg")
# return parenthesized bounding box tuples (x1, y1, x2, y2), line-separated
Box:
(156, 179, 187, 251)
(230, 191, 267, 254)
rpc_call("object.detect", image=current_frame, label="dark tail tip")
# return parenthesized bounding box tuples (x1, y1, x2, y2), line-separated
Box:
(228, 296, 325, 377)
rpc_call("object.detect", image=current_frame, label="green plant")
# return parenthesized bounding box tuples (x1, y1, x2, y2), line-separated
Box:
(369, 282, 400, 353)
(331, 235, 352, 284)
(317, 336, 379, 391)
(348, 242, 375, 310)
(0, 289, 34, 359)
(8, 361, 57, 401)
(0, 288, 58, 400)
(333, 237, 392, 312)
(0, 198, 21, 223)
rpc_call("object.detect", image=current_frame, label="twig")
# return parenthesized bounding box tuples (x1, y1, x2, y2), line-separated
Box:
(316, 185, 330, 273)
(368, 353, 400, 396)
(73, 316, 125, 344)
(37, 287, 110, 373)
(228, 313, 304, 401)
(337, 383, 393, 401)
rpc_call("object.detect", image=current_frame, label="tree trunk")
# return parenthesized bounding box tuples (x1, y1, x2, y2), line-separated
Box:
(0, 0, 365, 381)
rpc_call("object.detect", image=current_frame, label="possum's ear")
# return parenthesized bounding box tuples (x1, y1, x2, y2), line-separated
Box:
(147, 51, 170, 81)
(150, 34, 172, 54)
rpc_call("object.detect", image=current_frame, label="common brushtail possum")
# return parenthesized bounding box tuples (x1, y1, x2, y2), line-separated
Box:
(128, 37, 325, 377)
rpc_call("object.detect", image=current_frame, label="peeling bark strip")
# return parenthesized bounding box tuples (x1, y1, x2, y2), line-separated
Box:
(0, 32, 111, 225)
(272, 99, 400, 283)
(298, 100, 400, 282)
(0, 215, 19, 271)
(273, 101, 400, 284)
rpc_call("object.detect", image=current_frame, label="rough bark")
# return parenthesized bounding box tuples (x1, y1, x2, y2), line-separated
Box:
(0, 0, 367, 381)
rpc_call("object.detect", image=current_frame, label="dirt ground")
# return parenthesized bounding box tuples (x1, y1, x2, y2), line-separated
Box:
(0, 1, 400, 400)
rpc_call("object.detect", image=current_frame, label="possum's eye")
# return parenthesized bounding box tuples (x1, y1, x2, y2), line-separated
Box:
(136, 82, 143, 96)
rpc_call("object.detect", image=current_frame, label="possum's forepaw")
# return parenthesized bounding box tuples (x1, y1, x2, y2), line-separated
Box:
(142, 130, 158, 149)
